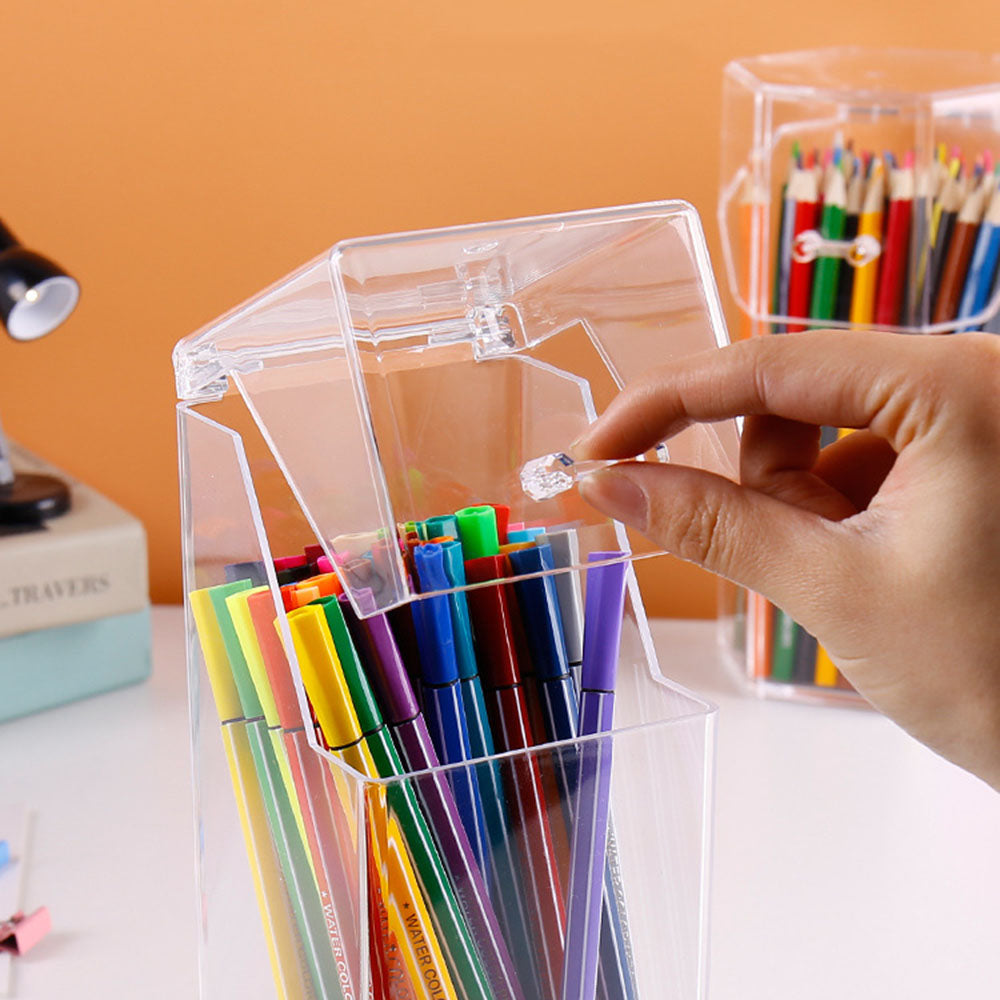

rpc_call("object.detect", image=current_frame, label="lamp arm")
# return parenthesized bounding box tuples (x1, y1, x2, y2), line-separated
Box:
(0, 220, 18, 254)
(0, 415, 17, 486)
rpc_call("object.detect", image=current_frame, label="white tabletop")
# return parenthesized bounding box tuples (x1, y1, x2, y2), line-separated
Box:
(1, 607, 998, 999)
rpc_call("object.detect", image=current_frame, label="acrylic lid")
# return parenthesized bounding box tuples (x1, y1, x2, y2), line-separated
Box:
(175, 202, 739, 616)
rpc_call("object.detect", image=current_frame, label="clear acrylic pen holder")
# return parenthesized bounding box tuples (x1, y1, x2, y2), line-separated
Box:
(177, 202, 739, 998)
(717, 48, 1000, 705)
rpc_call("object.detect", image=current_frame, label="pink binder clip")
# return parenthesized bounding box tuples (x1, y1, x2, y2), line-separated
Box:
(0, 907, 51, 955)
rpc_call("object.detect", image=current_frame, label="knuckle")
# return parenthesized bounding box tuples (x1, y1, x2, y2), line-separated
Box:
(666, 498, 730, 572)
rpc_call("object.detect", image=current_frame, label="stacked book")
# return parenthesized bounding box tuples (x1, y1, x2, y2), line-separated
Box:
(0, 444, 150, 721)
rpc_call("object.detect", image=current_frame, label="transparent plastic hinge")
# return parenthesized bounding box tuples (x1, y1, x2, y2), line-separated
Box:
(173, 344, 266, 401)
(792, 231, 881, 267)
(427, 303, 527, 359)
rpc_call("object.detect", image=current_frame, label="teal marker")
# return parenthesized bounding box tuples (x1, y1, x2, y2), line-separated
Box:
(424, 513, 460, 541)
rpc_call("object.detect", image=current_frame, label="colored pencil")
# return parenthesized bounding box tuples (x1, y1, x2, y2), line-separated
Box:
(810, 157, 847, 322)
(849, 159, 884, 325)
(933, 174, 989, 324)
(786, 164, 820, 333)
(834, 158, 863, 322)
(957, 182, 1000, 328)
(874, 154, 914, 326)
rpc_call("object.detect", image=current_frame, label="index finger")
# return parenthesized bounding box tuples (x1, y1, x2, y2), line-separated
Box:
(572, 329, 947, 461)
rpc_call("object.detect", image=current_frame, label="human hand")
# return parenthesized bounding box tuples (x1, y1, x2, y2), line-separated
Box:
(574, 330, 1000, 790)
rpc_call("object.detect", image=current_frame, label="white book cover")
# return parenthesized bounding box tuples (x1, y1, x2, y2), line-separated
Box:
(0, 445, 148, 639)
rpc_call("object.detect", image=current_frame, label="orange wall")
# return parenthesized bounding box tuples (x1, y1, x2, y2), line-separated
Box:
(3, 3, 992, 613)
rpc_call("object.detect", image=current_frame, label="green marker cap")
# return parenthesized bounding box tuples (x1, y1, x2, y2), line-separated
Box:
(312, 596, 384, 736)
(206, 580, 262, 718)
(454, 505, 499, 560)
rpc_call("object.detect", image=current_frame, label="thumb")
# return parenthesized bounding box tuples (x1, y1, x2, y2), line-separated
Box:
(579, 461, 855, 624)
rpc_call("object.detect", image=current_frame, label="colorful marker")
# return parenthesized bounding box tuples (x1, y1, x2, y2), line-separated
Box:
(561, 554, 628, 1000)
(285, 605, 457, 1000)
(412, 544, 492, 887)
(465, 555, 567, 1000)
(244, 588, 364, 995)
(455, 506, 501, 560)
(347, 591, 525, 1000)
(190, 583, 311, 1000)
(508, 547, 636, 1000)
(437, 538, 545, 999)
(202, 581, 345, 999)
(311, 596, 494, 1000)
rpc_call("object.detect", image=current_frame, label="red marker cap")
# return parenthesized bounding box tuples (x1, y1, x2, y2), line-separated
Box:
(464, 555, 522, 689)
(487, 504, 510, 544)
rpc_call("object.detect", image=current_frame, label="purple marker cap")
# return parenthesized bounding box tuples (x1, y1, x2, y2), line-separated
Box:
(580, 551, 628, 693)
(351, 587, 421, 724)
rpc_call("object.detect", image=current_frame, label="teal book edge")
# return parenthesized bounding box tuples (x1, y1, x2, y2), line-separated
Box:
(0, 607, 152, 722)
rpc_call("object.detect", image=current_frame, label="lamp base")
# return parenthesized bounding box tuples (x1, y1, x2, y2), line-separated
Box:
(0, 473, 71, 523)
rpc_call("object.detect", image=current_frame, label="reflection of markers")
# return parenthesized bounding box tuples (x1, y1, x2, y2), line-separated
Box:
(509, 547, 635, 1000)
(348, 592, 524, 1000)
(438, 540, 544, 1000)
(412, 544, 491, 887)
(562, 554, 628, 1000)
(312, 595, 492, 1000)
(465, 555, 567, 1000)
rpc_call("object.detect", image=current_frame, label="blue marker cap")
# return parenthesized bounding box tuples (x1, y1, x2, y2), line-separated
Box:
(412, 544, 461, 686)
(439, 540, 478, 681)
(507, 544, 570, 681)
(0, 839, 9, 871)
(507, 527, 546, 544)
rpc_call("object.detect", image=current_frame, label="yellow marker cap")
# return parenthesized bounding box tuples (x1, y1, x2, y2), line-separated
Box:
(190, 583, 248, 721)
(285, 605, 364, 751)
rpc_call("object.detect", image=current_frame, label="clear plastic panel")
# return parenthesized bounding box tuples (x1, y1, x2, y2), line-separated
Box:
(180, 405, 369, 999)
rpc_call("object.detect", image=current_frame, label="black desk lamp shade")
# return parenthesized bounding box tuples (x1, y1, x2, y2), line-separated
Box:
(0, 220, 78, 522)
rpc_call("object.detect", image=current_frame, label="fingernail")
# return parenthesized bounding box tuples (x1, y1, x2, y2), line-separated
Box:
(578, 469, 648, 532)
(567, 434, 590, 460)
